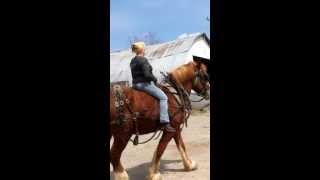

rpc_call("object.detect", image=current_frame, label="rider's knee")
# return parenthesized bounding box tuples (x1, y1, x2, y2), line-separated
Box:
(159, 94, 168, 101)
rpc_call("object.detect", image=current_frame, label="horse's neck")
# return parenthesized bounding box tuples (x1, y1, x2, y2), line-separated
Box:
(180, 81, 192, 95)
(171, 73, 193, 95)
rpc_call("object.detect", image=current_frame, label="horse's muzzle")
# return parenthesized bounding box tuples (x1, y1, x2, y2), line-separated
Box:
(204, 91, 210, 100)
(200, 90, 210, 100)
(204, 83, 210, 100)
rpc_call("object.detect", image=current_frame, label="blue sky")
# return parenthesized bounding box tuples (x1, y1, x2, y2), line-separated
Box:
(110, 0, 210, 51)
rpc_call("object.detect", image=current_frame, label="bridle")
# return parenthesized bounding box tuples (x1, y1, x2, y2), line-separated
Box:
(192, 69, 210, 100)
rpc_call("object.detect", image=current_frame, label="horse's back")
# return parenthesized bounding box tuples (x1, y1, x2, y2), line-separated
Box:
(126, 86, 159, 113)
(110, 85, 159, 118)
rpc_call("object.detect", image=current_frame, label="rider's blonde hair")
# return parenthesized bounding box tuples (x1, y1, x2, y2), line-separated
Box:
(131, 42, 145, 54)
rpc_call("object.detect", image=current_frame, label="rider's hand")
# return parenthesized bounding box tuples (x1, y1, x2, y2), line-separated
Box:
(153, 78, 158, 84)
(155, 81, 161, 87)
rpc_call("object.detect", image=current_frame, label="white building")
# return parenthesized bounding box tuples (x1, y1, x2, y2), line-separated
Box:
(110, 32, 210, 86)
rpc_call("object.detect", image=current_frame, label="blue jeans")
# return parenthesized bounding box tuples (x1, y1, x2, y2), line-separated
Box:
(133, 81, 169, 123)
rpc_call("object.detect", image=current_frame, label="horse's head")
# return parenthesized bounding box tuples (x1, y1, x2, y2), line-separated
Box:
(192, 59, 210, 100)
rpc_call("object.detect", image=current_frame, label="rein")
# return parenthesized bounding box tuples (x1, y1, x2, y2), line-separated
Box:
(161, 72, 192, 128)
(191, 96, 207, 102)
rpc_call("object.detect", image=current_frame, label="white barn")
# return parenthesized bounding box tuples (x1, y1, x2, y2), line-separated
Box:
(110, 32, 210, 86)
(110, 32, 210, 110)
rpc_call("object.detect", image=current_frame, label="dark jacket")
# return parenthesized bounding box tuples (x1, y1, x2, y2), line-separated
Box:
(130, 56, 157, 84)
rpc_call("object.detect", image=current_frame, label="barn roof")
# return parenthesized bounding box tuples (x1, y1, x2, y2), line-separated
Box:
(110, 32, 210, 84)
(110, 32, 209, 60)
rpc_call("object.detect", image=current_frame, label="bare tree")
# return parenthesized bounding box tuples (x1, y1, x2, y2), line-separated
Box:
(128, 32, 161, 46)
(128, 35, 140, 46)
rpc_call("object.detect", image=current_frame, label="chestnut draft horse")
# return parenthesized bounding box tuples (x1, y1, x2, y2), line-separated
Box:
(109, 59, 210, 180)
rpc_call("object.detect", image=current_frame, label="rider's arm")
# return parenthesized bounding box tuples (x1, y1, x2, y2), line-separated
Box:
(141, 58, 157, 83)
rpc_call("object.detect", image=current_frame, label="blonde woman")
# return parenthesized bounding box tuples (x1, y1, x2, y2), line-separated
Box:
(130, 42, 175, 132)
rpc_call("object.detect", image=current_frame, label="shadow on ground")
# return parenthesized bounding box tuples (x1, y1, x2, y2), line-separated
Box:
(110, 160, 186, 180)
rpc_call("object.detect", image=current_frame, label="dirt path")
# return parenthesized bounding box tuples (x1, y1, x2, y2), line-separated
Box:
(110, 110, 210, 180)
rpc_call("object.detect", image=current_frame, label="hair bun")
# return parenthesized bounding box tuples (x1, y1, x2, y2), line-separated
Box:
(131, 42, 145, 53)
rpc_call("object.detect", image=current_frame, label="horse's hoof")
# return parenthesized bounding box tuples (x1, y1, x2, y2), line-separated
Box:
(184, 160, 198, 171)
(114, 171, 129, 180)
(146, 172, 162, 180)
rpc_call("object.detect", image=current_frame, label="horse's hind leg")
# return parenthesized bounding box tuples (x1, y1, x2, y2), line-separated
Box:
(110, 134, 131, 180)
(174, 130, 198, 171)
(146, 132, 174, 180)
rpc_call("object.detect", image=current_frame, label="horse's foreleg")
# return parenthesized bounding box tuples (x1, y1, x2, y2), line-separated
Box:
(146, 132, 174, 180)
(174, 131, 198, 171)
(110, 134, 131, 180)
